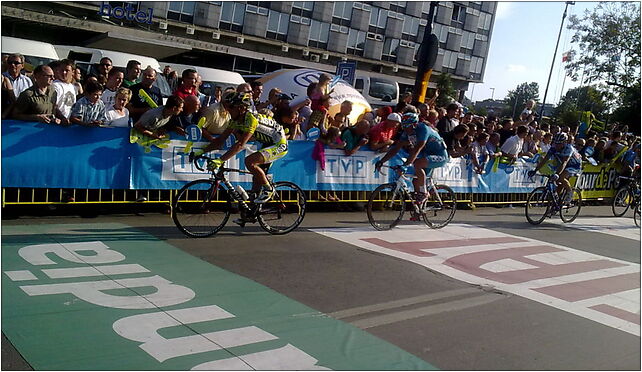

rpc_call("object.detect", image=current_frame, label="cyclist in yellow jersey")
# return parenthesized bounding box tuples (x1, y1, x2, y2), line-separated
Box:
(195, 92, 288, 204)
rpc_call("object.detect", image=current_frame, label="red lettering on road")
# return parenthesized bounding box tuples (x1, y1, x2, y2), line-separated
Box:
(360, 237, 525, 257)
(589, 304, 641, 325)
(444, 246, 625, 284)
(534, 273, 640, 302)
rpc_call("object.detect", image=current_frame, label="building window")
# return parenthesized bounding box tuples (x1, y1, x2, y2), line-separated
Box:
(443, 50, 458, 69)
(267, 10, 289, 41)
(389, 1, 406, 13)
(478, 12, 492, 30)
(434, 23, 449, 47)
(471, 56, 484, 74)
(369, 6, 387, 34)
(451, 5, 466, 25)
(347, 29, 366, 56)
(461, 31, 475, 53)
(292, 1, 314, 18)
(309, 20, 329, 49)
(401, 15, 419, 41)
(219, 2, 245, 32)
(382, 38, 399, 62)
(332, 2, 353, 27)
(168, 1, 195, 23)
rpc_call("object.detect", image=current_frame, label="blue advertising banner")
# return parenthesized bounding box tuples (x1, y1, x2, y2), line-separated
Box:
(2, 121, 615, 196)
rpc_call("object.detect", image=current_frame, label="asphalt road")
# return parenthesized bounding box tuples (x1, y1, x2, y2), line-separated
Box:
(2, 205, 640, 370)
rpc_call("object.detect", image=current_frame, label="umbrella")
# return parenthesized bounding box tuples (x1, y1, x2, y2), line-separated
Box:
(257, 68, 372, 125)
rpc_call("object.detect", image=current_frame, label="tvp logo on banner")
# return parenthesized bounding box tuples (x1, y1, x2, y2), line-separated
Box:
(316, 149, 380, 189)
(336, 62, 357, 86)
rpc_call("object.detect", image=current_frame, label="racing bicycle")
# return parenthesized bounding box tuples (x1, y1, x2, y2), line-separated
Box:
(525, 173, 582, 225)
(367, 165, 456, 230)
(172, 154, 306, 237)
(611, 170, 640, 217)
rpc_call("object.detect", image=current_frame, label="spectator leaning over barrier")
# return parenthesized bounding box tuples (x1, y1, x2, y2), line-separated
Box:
(69, 80, 106, 127)
(342, 119, 370, 156)
(12, 65, 68, 125)
(123, 60, 141, 88)
(501, 124, 529, 162)
(101, 68, 125, 107)
(375, 106, 392, 125)
(3, 53, 32, 99)
(368, 112, 401, 153)
(436, 103, 459, 136)
(471, 132, 490, 174)
(339, 100, 353, 128)
(201, 91, 233, 138)
(486, 132, 503, 158)
(442, 124, 469, 158)
(127, 66, 163, 122)
(174, 68, 199, 99)
(133, 95, 184, 139)
(52, 59, 77, 120)
(169, 94, 201, 130)
(275, 105, 304, 140)
(104, 87, 132, 127)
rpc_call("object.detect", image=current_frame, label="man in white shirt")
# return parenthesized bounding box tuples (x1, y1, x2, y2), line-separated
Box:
(500, 125, 529, 161)
(101, 68, 125, 107)
(51, 59, 77, 119)
(3, 53, 32, 98)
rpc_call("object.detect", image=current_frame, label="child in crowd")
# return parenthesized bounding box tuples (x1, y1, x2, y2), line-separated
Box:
(342, 120, 370, 156)
(486, 132, 503, 159)
(307, 74, 332, 130)
(276, 106, 304, 140)
(69, 80, 106, 127)
(470, 132, 490, 174)
(104, 87, 132, 127)
(311, 126, 344, 201)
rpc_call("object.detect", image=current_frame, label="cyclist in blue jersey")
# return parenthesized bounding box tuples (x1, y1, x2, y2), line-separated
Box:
(375, 112, 450, 204)
(528, 132, 582, 203)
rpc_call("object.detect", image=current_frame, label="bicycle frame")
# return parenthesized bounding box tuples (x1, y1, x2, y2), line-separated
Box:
(383, 166, 444, 210)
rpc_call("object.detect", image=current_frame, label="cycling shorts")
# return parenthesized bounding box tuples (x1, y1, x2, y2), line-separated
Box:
(563, 166, 581, 176)
(424, 154, 449, 169)
(258, 140, 288, 163)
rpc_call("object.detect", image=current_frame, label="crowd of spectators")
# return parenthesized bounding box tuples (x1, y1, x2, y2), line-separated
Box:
(2, 52, 639, 179)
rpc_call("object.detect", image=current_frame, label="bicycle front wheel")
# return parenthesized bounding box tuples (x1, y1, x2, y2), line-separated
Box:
(612, 186, 633, 217)
(367, 183, 408, 230)
(422, 185, 457, 229)
(526, 187, 552, 225)
(172, 179, 231, 237)
(257, 181, 306, 235)
(560, 187, 582, 223)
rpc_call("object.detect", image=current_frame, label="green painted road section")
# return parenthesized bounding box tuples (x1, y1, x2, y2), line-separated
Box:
(2, 223, 436, 370)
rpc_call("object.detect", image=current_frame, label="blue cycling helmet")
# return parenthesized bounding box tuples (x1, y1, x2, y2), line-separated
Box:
(553, 132, 568, 144)
(401, 112, 419, 128)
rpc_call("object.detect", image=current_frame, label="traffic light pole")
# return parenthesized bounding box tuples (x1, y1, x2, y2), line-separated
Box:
(412, 1, 439, 104)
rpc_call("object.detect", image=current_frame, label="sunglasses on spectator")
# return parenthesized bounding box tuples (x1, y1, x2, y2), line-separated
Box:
(8, 61, 22, 65)
(41, 74, 55, 79)
(100, 63, 112, 67)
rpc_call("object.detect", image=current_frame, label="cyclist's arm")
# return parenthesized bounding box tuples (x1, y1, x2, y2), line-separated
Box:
(555, 155, 571, 176)
(218, 129, 253, 162)
(379, 140, 407, 165)
(533, 153, 551, 173)
(202, 127, 234, 153)
(404, 140, 427, 166)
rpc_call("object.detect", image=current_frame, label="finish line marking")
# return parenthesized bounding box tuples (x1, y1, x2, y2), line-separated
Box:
(310, 224, 640, 336)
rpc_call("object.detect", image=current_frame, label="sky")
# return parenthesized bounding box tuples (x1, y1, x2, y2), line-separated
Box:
(470, 1, 601, 105)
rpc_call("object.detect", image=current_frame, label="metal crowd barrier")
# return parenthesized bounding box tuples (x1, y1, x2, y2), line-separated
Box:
(3, 187, 607, 208)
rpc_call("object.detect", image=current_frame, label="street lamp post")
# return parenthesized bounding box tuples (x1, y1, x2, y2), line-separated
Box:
(490, 87, 495, 101)
(540, 1, 574, 118)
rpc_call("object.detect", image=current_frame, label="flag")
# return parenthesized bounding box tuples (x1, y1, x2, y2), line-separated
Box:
(561, 51, 571, 63)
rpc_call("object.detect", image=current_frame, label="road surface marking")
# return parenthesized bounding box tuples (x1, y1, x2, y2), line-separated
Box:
(311, 224, 640, 336)
(549, 217, 640, 241)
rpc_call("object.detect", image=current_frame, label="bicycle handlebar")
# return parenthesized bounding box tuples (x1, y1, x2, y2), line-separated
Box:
(191, 153, 252, 175)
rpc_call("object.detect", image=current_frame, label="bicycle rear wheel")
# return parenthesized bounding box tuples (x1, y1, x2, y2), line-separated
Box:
(257, 181, 306, 235)
(367, 183, 408, 230)
(560, 187, 582, 223)
(172, 179, 231, 237)
(612, 186, 633, 217)
(422, 185, 457, 229)
(634, 203, 640, 228)
(526, 187, 552, 225)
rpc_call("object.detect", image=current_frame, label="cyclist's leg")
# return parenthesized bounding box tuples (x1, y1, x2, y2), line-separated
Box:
(252, 142, 288, 203)
(412, 158, 428, 194)
(245, 151, 269, 192)
(559, 168, 577, 202)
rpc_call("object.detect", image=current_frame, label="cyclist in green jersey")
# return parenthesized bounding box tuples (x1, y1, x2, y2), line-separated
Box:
(194, 92, 288, 204)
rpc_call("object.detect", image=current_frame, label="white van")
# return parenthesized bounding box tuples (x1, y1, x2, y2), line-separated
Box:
(1, 36, 60, 72)
(53, 45, 172, 97)
(354, 74, 399, 108)
(160, 62, 245, 96)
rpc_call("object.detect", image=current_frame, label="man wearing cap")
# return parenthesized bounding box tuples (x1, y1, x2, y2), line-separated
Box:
(368, 112, 401, 152)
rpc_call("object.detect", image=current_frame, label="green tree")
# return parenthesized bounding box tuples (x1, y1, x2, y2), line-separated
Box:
(553, 85, 608, 127)
(502, 82, 540, 119)
(435, 73, 457, 107)
(566, 3, 641, 131)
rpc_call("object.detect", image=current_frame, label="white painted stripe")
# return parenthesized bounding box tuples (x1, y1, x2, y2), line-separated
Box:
(310, 224, 641, 336)
(43, 264, 150, 279)
(328, 287, 481, 319)
(549, 217, 641, 241)
(352, 294, 504, 329)
(4, 270, 37, 281)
